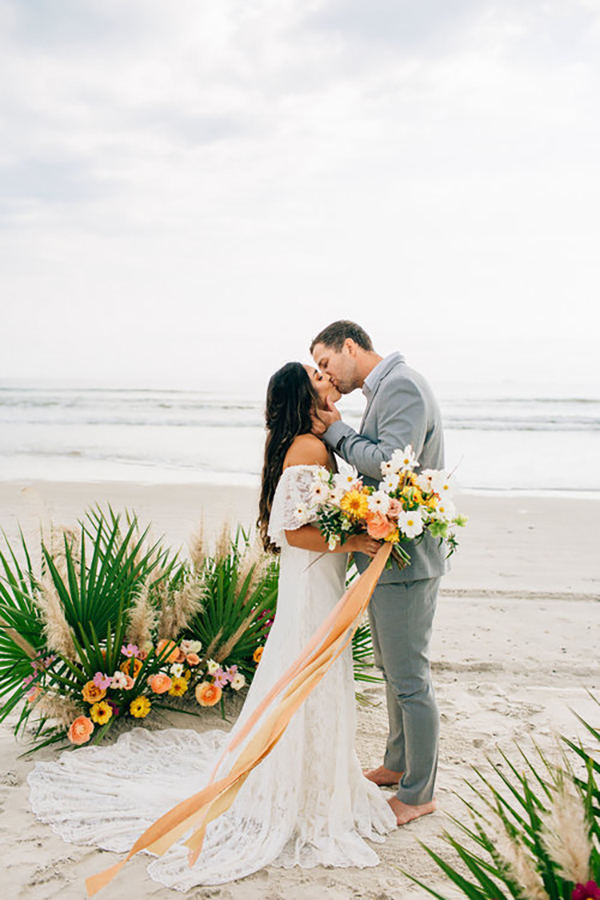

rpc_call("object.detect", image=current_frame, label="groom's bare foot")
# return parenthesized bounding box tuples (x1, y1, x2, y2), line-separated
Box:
(363, 765, 403, 787)
(388, 796, 437, 825)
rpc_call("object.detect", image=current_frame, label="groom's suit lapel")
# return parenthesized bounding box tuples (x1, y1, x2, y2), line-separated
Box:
(359, 353, 404, 434)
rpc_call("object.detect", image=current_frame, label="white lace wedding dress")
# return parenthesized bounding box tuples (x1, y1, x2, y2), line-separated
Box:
(28, 466, 395, 889)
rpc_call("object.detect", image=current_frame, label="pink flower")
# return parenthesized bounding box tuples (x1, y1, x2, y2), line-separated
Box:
(573, 883, 600, 900)
(387, 498, 403, 518)
(213, 668, 228, 689)
(93, 672, 113, 690)
(121, 643, 140, 658)
(22, 674, 34, 687)
(225, 665, 238, 681)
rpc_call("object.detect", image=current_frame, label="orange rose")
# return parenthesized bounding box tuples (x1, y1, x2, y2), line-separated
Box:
(186, 653, 201, 667)
(149, 673, 172, 694)
(82, 681, 106, 703)
(156, 639, 180, 664)
(195, 682, 222, 707)
(366, 512, 395, 540)
(120, 658, 143, 678)
(123, 673, 135, 690)
(67, 715, 94, 745)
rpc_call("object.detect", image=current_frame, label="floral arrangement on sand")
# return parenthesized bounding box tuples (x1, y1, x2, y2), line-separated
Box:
(0, 508, 374, 750)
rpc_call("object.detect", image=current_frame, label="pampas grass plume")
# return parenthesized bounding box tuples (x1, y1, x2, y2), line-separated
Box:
(35, 691, 81, 728)
(37, 574, 77, 661)
(188, 521, 206, 573)
(496, 828, 550, 900)
(214, 521, 231, 562)
(126, 581, 157, 649)
(540, 780, 592, 885)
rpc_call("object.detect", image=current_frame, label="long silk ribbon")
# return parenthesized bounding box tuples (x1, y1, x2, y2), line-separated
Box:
(86, 543, 391, 896)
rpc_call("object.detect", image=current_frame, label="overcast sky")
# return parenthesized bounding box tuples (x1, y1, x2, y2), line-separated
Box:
(1, 0, 599, 395)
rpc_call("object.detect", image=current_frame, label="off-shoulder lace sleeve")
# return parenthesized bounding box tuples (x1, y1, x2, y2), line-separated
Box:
(267, 465, 325, 550)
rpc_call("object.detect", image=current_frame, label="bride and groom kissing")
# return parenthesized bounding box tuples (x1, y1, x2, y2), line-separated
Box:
(28, 319, 448, 890)
(264, 318, 447, 827)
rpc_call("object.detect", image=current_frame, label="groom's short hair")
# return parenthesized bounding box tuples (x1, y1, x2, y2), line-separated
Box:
(310, 320, 373, 354)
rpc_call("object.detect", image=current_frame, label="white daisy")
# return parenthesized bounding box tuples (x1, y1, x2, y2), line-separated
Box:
(391, 444, 419, 471)
(431, 470, 454, 497)
(310, 482, 329, 506)
(416, 470, 434, 493)
(367, 491, 391, 515)
(333, 467, 360, 489)
(397, 509, 424, 538)
(170, 663, 184, 678)
(380, 472, 400, 492)
(293, 504, 310, 522)
(380, 458, 395, 476)
(433, 498, 456, 521)
(327, 486, 345, 506)
(230, 672, 247, 691)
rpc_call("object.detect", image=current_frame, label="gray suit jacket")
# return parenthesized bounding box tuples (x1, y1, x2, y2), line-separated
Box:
(323, 352, 449, 584)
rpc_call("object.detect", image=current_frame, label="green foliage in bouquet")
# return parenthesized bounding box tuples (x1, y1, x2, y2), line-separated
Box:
(403, 697, 600, 900)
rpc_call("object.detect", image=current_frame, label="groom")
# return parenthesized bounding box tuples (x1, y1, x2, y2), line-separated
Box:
(310, 320, 448, 825)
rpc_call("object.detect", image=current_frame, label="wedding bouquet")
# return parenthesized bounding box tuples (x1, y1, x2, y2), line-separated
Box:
(299, 445, 466, 566)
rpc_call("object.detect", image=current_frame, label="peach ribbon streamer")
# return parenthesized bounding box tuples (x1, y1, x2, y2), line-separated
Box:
(86, 542, 391, 897)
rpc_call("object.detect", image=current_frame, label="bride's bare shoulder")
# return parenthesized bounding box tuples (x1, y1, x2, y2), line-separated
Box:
(283, 434, 329, 469)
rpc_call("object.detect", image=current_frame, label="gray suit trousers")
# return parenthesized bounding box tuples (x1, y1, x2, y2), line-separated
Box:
(368, 577, 440, 805)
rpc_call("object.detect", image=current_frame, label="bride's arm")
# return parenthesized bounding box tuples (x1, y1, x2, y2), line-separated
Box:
(285, 526, 381, 557)
(281, 433, 381, 556)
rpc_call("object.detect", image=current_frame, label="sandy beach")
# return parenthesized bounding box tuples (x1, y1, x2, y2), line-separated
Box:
(0, 480, 598, 900)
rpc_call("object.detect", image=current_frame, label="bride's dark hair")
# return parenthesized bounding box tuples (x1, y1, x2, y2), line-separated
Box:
(257, 362, 320, 553)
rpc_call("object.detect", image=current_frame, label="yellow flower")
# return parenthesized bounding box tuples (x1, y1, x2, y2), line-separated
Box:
(253, 646, 264, 664)
(129, 695, 151, 718)
(384, 528, 400, 543)
(340, 490, 369, 519)
(168, 676, 189, 697)
(90, 700, 113, 725)
(183, 668, 192, 681)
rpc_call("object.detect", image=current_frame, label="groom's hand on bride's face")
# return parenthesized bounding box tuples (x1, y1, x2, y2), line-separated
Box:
(318, 396, 341, 431)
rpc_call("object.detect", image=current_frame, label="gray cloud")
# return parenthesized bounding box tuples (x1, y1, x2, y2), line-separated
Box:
(0, 156, 104, 205)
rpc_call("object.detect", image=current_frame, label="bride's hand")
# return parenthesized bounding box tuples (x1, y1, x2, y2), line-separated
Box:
(346, 534, 382, 558)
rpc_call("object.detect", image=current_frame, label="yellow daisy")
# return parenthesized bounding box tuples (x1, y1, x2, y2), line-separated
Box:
(168, 677, 189, 697)
(340, 490, 369, 519)
(129, 695, 151, 718)
(90, 700, 113, 725)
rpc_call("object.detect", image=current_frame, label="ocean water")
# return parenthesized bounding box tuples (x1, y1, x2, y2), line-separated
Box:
(0, 384, 599, 494)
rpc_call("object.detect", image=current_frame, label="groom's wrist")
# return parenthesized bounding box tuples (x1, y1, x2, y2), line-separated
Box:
(323, 420, 353, 451)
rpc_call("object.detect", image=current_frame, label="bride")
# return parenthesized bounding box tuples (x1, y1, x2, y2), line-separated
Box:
(28, 362, 396, 890)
